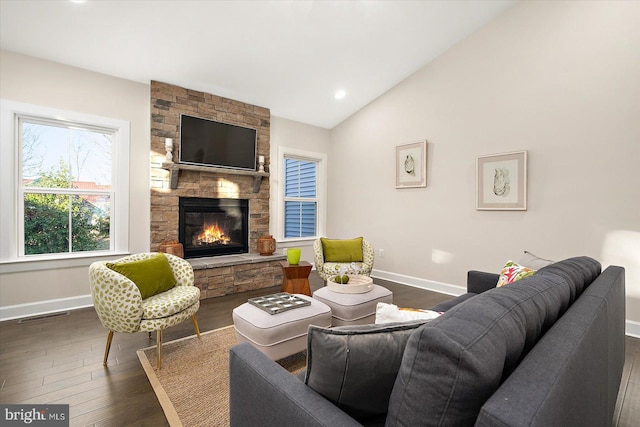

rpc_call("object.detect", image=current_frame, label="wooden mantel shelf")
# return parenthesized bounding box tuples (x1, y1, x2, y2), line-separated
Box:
(161, 162, 269, 192)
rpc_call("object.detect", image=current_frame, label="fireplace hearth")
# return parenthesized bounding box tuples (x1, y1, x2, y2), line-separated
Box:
(179, 197, 249, 259)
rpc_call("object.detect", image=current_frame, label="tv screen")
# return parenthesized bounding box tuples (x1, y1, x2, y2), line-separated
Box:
(179, 114, 257, 171)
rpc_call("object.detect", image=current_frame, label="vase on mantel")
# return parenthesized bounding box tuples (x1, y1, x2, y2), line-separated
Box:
(257, 235, 276, 256)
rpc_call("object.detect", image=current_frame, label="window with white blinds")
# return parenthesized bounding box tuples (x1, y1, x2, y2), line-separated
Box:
(284, 157, 317, 238)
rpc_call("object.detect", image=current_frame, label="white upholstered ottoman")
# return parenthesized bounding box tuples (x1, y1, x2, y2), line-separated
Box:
(312, 284, 393, 326)
(232, 294, 331, 360)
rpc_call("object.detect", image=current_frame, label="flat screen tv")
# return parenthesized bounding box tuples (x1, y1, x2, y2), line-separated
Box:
(179, 114, 257, 171)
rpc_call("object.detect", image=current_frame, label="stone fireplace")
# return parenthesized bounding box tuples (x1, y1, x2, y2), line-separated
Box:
(150, 81, 284, 299)
(179, 197, 249, 258)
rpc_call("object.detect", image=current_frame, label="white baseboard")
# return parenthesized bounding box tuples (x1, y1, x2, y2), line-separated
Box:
(2, 280, 639, 340)
(371, 268, 640, 339)
(371, 268, 466, 297)
(626, 320, 640, 338)
(0, 295, 93, 322)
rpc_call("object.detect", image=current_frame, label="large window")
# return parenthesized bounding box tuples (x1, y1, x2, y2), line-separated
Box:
(0, 100, 129, 267)
(20, 118, 113, 255)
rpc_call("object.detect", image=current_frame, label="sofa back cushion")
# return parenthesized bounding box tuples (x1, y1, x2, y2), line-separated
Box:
(305, 320, 429, 421)
(385, 256, 601, 427)
(475, 265, 624, 427)
(537, 256, 601, 304)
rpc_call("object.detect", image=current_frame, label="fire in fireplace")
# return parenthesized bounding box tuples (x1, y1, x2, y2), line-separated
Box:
(179, 197, 249, 258)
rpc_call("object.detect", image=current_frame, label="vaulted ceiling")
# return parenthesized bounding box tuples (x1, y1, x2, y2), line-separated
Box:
(0, 0, 515, 128)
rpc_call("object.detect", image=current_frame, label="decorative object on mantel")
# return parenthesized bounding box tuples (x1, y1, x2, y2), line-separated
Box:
(257, 235, 276, 255)
(258, 155, 265, 172)
(476, 150, 527, 210)
(165, 138, 174, 163)
(396, 140, 427, 188)
(158, 240, 184, 258)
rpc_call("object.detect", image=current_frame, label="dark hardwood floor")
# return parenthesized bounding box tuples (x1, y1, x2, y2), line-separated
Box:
(1, 273, 638, 426)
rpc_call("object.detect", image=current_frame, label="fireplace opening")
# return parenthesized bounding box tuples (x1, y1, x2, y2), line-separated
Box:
(179, 197, 249, 259)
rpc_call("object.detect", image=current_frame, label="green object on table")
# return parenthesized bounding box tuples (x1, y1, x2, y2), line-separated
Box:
(287, 248, 301, 265)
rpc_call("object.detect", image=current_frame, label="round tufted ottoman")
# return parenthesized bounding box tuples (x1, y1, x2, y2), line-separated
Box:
(313, 284, 393, 326)
(233, 294, 331, 360)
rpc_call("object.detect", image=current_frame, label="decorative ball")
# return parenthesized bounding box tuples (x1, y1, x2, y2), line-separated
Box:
(333, 275, 349, 284)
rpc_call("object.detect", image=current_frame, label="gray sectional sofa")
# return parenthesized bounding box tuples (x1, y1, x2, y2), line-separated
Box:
(229, 257, 625, 426)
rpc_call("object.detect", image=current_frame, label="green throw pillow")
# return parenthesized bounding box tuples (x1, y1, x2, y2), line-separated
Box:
(106, 253, 176, 299)
(321, 237, 363, 262)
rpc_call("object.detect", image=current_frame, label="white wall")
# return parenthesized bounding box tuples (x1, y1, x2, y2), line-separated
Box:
(270, 116, 331, 263)
(1, 1, 638, 329)
(328, 1, 640, 323)
(0, 51, 150, 317)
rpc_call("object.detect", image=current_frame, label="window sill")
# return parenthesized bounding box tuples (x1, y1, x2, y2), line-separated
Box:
(0, 252, 131, 274)
(276, 237, 317, 246)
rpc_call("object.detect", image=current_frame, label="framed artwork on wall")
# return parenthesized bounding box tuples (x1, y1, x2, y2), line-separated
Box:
(396, 140, 427, 188)
(476, 150, 527, 210)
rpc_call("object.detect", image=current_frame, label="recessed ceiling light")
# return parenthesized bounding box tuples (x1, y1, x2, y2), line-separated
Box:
(69, 0, 87, 4)
(334, 90, 346, 100)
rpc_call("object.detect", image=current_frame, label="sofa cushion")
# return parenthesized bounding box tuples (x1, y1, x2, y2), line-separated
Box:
(304, 320, 428, 420)
(320, 237, 364, 262)
(429, 292, 477, 312)
(385, 256, 601, 427)
(537, 256, 601, 305)
(106, 253, 176, 299)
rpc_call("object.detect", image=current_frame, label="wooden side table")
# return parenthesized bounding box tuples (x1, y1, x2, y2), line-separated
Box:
(280, 260, 313, 296)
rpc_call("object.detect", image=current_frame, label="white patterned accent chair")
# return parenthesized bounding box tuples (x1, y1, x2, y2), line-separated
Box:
(313, 238, 375, 281)
(89, 253, 201, 369)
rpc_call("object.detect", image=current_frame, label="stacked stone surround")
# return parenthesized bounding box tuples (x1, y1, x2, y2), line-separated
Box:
(150, 81, 282, 299)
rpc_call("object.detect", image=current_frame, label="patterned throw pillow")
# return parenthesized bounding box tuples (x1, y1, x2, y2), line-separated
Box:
(496, 260, 536, 287)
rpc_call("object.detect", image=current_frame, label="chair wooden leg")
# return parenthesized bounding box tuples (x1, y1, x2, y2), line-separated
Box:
(103, 330, 114, 366)
(156, 330, 163, 370)
(192, 315, 202, 339)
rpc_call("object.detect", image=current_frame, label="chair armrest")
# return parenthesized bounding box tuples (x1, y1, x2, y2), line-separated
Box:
(467, 270, 500, 294)
(229, 343, 362, 427)
(361, 239, 374, 274)
(89, 262, 143, 333)
(313, 239, 325, 272)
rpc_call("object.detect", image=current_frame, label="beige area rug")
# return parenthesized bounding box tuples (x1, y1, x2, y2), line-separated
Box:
(137, 325, 307, 427)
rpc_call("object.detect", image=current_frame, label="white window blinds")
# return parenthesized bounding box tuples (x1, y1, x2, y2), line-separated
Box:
(284, 158, 317, 238)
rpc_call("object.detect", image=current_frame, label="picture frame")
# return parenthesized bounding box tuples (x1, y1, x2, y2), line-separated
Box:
(396, 140, 427, 188)
(476, 150, 527, 210)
